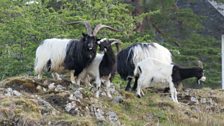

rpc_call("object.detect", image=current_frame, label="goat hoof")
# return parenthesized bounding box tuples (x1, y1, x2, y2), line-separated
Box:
(125, 87, 132, 92)
(163, 87, 170, 93)
(137, 94, 141, 98)
(131, 88, 136, 92)
(95, 91, 100, 98)
(174, 100, 179, 103)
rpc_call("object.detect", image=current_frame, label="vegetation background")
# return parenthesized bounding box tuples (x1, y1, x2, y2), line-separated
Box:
(0, 0, 223, 88)
(0, 1, 224, 125)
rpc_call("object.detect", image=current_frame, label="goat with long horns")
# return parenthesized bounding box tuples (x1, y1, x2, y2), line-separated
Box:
(34, 21, 119, 83)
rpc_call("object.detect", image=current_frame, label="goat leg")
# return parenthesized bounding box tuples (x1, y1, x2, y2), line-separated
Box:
(125, 77, 132, 91)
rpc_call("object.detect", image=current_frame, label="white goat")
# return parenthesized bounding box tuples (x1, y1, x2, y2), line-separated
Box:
(134, 58, 178, 103)
(134, 58, 206, 103)
(34, 38, 71, 80)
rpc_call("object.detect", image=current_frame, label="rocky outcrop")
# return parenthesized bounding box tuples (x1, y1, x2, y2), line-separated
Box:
(1, 76, 224, 125)
(177, 0, 224, 39)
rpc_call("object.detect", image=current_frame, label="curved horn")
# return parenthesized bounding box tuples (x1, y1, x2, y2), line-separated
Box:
(197, 60, 203, 68)
(108, 39, 122, 45)
(66, 21, 92, 35)
(93, 24, 119, 36)
(108, 39, 122, 52)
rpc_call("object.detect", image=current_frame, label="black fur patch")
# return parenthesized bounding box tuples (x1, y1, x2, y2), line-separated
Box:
(117, 43, 157, 80)
(150, 77, 154, 83)
(172, 65, 204, 85)
(46, 59, 51, 72)
(117, 45, 135, 80)
(125, 77, 133, 91)
(117, 43, 155, 92)
(99, 44, 116, 77)
(64, 34, 97, 76)
(117, 43, 156, 91)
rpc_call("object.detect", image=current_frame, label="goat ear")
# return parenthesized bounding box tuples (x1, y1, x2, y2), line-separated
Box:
(96, 38, 101, 44)
(97, 38, 107, 45)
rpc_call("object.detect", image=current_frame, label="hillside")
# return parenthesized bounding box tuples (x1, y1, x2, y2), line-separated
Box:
(0, 0, 223, 88)
(0, 0, 224, 125)
(0, 76, 224, 126)
(173, 0, 223, 88)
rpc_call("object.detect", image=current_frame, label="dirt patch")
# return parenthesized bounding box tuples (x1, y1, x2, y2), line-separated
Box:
(0, 77, 39, 93)
(44, 93, 69, 111)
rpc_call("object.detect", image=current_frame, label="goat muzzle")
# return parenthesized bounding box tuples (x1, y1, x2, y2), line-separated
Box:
(197, 76, 206, 84)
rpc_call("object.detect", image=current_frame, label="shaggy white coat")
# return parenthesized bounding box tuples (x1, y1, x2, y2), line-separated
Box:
(34, 38, 73, 79)
(134, 58, 178, 103)
(130, 43, 172, 67)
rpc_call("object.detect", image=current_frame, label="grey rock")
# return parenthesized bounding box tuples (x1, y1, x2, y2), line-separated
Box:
(200, 97, 207, 104)
(65, 101, 76, 112)
(36, 85, 42, 91)
(12, 90, 22, 96)
(107, 111, 121, 126)
(48, 83, 56, 90)
(4, 88, 22, 96)
(190, 96, 199, 104)
(74, 88, 83, 99)
(55, 85, 65, 92)
(101, 91, 107, 97)
(68, 94, 77, 101)
(113, 96, 123, 104)
(109, 84, 117, 95)
(43, 87, 47, 92)
(184, 89, 191, 96)
(69, 108, 79, 116)
(4, 88, 13, 96)
(93, 107, 105, 121)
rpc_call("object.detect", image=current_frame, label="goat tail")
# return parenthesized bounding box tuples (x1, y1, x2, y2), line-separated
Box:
(134, 65, 142, 77)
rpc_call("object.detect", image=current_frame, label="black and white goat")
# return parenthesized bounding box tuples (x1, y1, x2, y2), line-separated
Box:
(117, 43, 172, 91)
(76, 38, 121, 98)
(34, 21, 118, 83)
(134, 58, 206, 103)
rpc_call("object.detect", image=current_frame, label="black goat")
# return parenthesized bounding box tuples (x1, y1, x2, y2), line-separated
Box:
(34, 21, 118, 83)
(76, 38, 121, 98)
